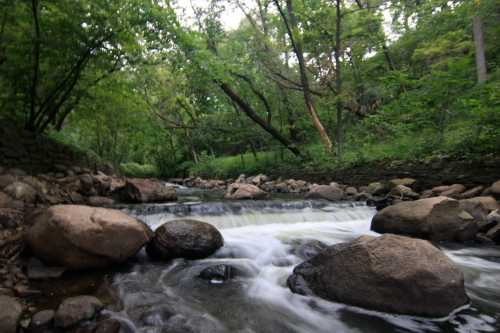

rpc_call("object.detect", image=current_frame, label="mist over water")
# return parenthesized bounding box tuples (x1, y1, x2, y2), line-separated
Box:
(111, 199, 500, 333)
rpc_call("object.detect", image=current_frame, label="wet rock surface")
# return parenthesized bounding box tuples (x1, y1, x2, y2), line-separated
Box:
(54, 295, 103, 328)
(26, 205, 153, 269)
(146, 219, 224, 260)
(371, 197, 479, 241)
(287, 234, 469, 317)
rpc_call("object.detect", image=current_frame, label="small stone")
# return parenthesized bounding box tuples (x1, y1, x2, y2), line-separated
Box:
(0, 295, 23, 333)
(14, 285, 42, 297)
(55, 295, 103, 328)
(30, 310, 55, 331)
(27, 257, 66, 280)
(458, 210, 474, 220)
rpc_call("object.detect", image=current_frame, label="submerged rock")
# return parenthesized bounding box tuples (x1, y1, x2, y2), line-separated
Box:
(199, 264, 236, 283)
(26, 205, 153, 269)
(291, 239, 328, 260)
(371, 196, 478, 241)
(287, 234, 468, 317)
(146, 219, 224, 260)
(0, 295, 23, 333)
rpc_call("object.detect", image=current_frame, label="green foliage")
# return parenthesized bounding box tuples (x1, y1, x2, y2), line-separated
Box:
(120, 162, 158, 178)
(1, 0, 499, 179)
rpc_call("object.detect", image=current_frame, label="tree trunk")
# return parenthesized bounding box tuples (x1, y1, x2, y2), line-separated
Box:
(275, 0, 333, 153)
(218, 81, 303, 158)
(473, 15, 487, 83)
(334, 0, 343, 160)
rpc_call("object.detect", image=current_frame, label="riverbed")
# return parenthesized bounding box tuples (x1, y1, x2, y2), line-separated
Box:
(106, 196, 500, 333)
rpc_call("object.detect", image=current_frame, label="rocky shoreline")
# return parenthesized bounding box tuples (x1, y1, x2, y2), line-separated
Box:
(1, 165, 499, 332)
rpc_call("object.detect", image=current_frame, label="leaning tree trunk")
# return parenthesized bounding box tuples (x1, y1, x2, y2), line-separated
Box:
(274, 0, 334, 153)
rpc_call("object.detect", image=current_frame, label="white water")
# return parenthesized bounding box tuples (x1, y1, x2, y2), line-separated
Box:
(110, 200, 500, 333)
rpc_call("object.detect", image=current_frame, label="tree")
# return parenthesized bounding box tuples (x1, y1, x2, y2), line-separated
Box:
(473, 1, 487, 83)
(273, 0, 334, 153)
(0, 0, 171, 133)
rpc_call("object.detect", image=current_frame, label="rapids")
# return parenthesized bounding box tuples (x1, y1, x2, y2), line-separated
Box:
(108, 198, 500, 333)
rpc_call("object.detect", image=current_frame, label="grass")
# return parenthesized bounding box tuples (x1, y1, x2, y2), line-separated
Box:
(120, 162, 158, 178)
(186, 124, 499, 180)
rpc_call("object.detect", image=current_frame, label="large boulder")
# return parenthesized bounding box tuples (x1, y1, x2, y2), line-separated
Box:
(146, 219, 224, 260)
(224, 183, 268, 200)
(287, 234, 468, 317)
(371, 196, 478, 242)
(0, 296, 23, 333)
(117, 178, 177, 203)
(305, 184, 344, 201)
(26, 205, 153, 269)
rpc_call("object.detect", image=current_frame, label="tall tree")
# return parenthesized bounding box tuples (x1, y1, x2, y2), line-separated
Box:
(274, 0, 334, 153)
(473, 0, 487, 83)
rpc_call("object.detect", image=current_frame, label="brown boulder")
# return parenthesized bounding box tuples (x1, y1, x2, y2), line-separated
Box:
(305, 184, 344, 201)
(459, 196, 499, 220)
(224, 183, 268, 200)
(432, 184, 466, 198)
(458, 186, 485, 199)
(26, 205, 153, 269)
(287, 234, 468, 317)
(371, 197, 478, 241)
(117, 178, 177, 203)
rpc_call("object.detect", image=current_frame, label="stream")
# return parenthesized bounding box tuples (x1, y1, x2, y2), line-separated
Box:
(107, 193, 500, 333)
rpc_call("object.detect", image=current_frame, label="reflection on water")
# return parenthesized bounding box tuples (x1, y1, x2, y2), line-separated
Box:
(110, 200, 500, 333)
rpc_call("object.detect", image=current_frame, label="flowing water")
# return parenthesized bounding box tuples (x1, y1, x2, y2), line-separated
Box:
(108, 197, 500, 333)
